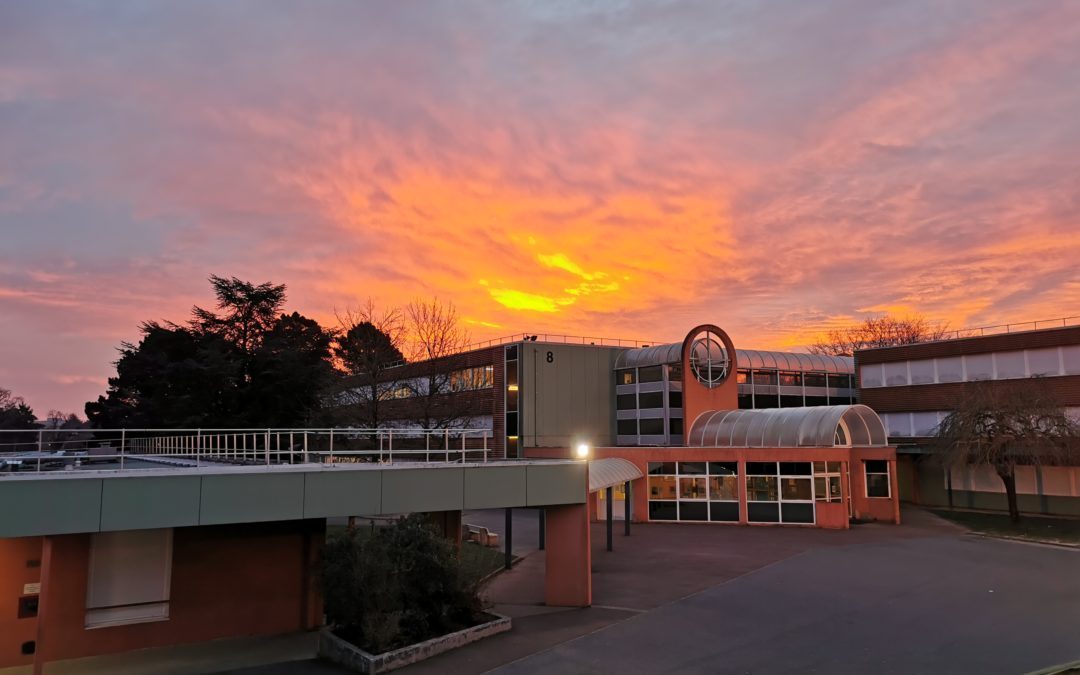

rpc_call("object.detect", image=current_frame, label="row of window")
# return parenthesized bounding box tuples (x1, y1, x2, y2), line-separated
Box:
(618, 417, 683, 437)
(737, 392, 855, 409)
(384, 365, 496, 400)
(617, 364, 681, 385)
(860, 345, 1080, 388)
(616, 390, 683, 410)
(736, 369, 854, 389)
(645, 460, 890, 524)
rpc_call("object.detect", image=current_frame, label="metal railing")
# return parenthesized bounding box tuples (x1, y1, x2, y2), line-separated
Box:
(917, 315, 1080, 345)
(0, 427, 492, 474)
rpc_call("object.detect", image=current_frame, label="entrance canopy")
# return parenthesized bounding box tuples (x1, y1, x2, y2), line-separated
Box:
(588, 457, 643, 492)
(687, 405, 888, 448)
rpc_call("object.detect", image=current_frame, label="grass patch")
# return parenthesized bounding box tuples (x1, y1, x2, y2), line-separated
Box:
(459, 541, 511, 586)
(930, 509, 1080, 546)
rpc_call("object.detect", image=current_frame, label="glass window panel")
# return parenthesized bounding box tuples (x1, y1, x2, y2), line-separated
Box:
(830, 374, 853, 389)
(709, 502, 740, 522)
(738, 394, 754, 409)
(908, 359, 935, 385)
(638, 391, 664, 409)
(505, 411, 518, 436)
(779, 462, 811, 476)
(745, 461, 778, 475)
(648, 501, 678, 521)
(747, 502, 780, 523)
(865, 460, 889, 473)
(859, 364, 882, 388)
(679, 477, 708, 499)
(1062, 345, 1080, 375)
(639, 418, 664, 435)
(648, 476, 678, 500)
(639, 366, 663, 383)
(679, 461, 706, 475)
(746, 476, 778, 501)
(736, 370, 750, 384)
(616, 394, 637, 410)
(827, 461, 842, 473)
(781, 503, 815, 524)
(616, 369, 636, 385)
(866, 474, 890, 497)
(679, 502, 709, 521)
(936, 356, 963, 383)
(779, 371, 802, 386)
(965, 353, 993, 381)
(669, 364, 683, 380)
(812, 461, 826, 474)
(709, 476, 738, 501)
(647, 461, 677, 475)
(884, 413, 912, 437)
(883, 362, 909, 386)
(753, 370, 778, 385)
(780, 395, 804, 408)
(805, 396, 829, 406)
(668, 391, 683, 408)
(669, 417, 684, 435)
(708, 462, 738, 476)
(829, 476, 842, 500)
(803, 373, 827, 387)
(995, 351, 1025, 379)
(814, 477, 827, 501)
(505, 345, 518, 360)
(506, 363, 518, 387)
(1028, 348, 1061, 376)
(781, 478, 812, 501)
(617, 418, 638, 436)
(912, 412, 941, 436)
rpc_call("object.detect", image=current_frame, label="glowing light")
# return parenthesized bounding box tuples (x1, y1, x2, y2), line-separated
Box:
(575, 443, 590, 459)
(507, 384, 519, 391)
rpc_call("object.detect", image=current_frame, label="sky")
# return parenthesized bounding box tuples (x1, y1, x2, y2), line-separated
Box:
(2, 1, 1079, 416)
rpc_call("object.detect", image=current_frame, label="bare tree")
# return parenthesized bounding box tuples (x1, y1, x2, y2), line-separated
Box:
(809, 314, 950, 356)
(332, 299, 407, 430)
(933, 378, 1080, 522)
(403, 298, 475, 429)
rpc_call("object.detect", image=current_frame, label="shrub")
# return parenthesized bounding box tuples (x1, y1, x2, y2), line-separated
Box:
(318, 514, 483, 653)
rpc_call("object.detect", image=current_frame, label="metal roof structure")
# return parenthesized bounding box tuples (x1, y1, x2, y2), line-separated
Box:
(613, 343, 853, 374)
(588, 457, 643, 492)
(687, 405, 888, 448)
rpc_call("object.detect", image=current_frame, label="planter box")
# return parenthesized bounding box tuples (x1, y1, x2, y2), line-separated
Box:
(318, 613, 511, 674)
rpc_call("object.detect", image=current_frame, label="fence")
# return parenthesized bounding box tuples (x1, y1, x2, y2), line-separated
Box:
(0, 427, 492, 473)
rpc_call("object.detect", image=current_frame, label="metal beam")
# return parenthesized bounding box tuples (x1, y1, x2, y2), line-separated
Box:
(606, 486, 613, 551)
(504, 507, 513, 570)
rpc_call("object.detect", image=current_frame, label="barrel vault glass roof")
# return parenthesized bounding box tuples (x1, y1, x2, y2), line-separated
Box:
(613, 342, 853, 374)
(687, 405, 888, 448)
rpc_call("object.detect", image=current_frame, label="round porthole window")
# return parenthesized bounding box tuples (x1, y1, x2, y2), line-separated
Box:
(689, 330, 730, 387)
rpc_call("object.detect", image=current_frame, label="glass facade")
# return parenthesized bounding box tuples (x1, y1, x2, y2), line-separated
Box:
(505, 345, 519, 458)
(647, 461, 740, 522)
(737, 369, 855, 409)
(745, 461, 815, 524)
(860, 345, 1080, 389)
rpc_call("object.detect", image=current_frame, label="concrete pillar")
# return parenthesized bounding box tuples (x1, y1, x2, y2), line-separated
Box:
(543, 503, 591, 607)
(623, 480, 632, 535)
(31, 537, 53, 675)
(605, 486, 613, 552)
(300, 520, 326, 630)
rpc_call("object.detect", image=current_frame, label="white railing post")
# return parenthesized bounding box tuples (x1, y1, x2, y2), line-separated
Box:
(290, 432, 294, 464)
(425, 431, 430, 462)
(388, 429, 393, 464)
(197, 429, 202, 464)
(120, 429, 126, 471)
(37, 429, 43, 472)
(483, 431, 488, 463)
(329, 428, 334, 464)
(461, 431, 466, 463)
(265, 429, 270, 465)
(303, 431, 308, 463)
(444, 429, 449, 461)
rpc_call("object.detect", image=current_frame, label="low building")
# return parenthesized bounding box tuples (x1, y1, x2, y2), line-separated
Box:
(856, 323, 1080, 516)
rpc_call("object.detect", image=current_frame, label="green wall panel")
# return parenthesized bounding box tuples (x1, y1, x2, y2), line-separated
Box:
(463, 465, 527, 509)
(199, 473, 305, 525)
(303, 470, 382, 517)
(100, 475, 201, 531)
(525, 462, 587, 506)
(0, 478, 102, 537)
(380, 467, 464, 514)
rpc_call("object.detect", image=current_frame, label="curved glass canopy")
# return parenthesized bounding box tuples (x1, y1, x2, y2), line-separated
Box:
(613, 343, 853, 374)
(686, 404, 888, 448)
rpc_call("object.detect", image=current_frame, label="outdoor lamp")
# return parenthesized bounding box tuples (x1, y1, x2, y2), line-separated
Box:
(575, 442, 590, 459)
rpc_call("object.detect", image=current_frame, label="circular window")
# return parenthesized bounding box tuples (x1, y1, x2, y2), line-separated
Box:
(689, 330, 730, 387)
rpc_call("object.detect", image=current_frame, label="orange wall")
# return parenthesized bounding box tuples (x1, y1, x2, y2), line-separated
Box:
(0, 537, 43, 668)
(680, 325, 739, 430)
(526, 445, 900, 529)
(543, 503, 591, 607)
(4, 520, 324, 669)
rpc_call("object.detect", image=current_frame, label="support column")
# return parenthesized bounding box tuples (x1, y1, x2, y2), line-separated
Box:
(538, 509, 546, 550)
(605, 486, 613, 552)
(504, 507, 513, 570)
(31, 537, 53, 675)
(623, 480, 632, 536)
(543, 503, 591, 607)
(300, 520, 326, 630)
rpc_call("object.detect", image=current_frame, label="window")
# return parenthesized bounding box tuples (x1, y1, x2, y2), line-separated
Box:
(813, 462, 843, 502)
(738, 394, 754, 409)
(638, 391, 664, 409)
(965, 353, 993, 381)
(669, 417, 684, 436)
(616, 369, 636, 385)
(859, 364, 882, 388)
(779, 371, 802, 387)
(617, 418, 638, 436)
(86, 529, 172, 628)
(936, 356, 963, 383)
(449, 366, 494, 391)
(639, 418, 664, 435)
(737, 370, 750, 384)
(1028, 348, 1061, 376)
(668, 391, 683, 408)
(752, 370, 778, 386)
(908, 359, 934, 384)
(668, 364, 684, 381)
(882, 362, 908, 386)
(994, 351, 1025, 379)
(647, 461, 740, 523)
(865, 460, 890, 498)
(638, 366, 663, 383)
(780, 395, 804, 408)
(746, 462, 815, 524)
(829, 373, 853, 389)
(616, 394, 637, 410)
(803, 373, 827, 387)
(505, 411, 518, 436)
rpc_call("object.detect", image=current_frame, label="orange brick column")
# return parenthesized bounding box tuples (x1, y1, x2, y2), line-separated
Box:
(543, 503, 591, 607)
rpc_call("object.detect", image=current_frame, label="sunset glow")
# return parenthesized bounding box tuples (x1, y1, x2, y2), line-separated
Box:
(2, 2, 1079, 414)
